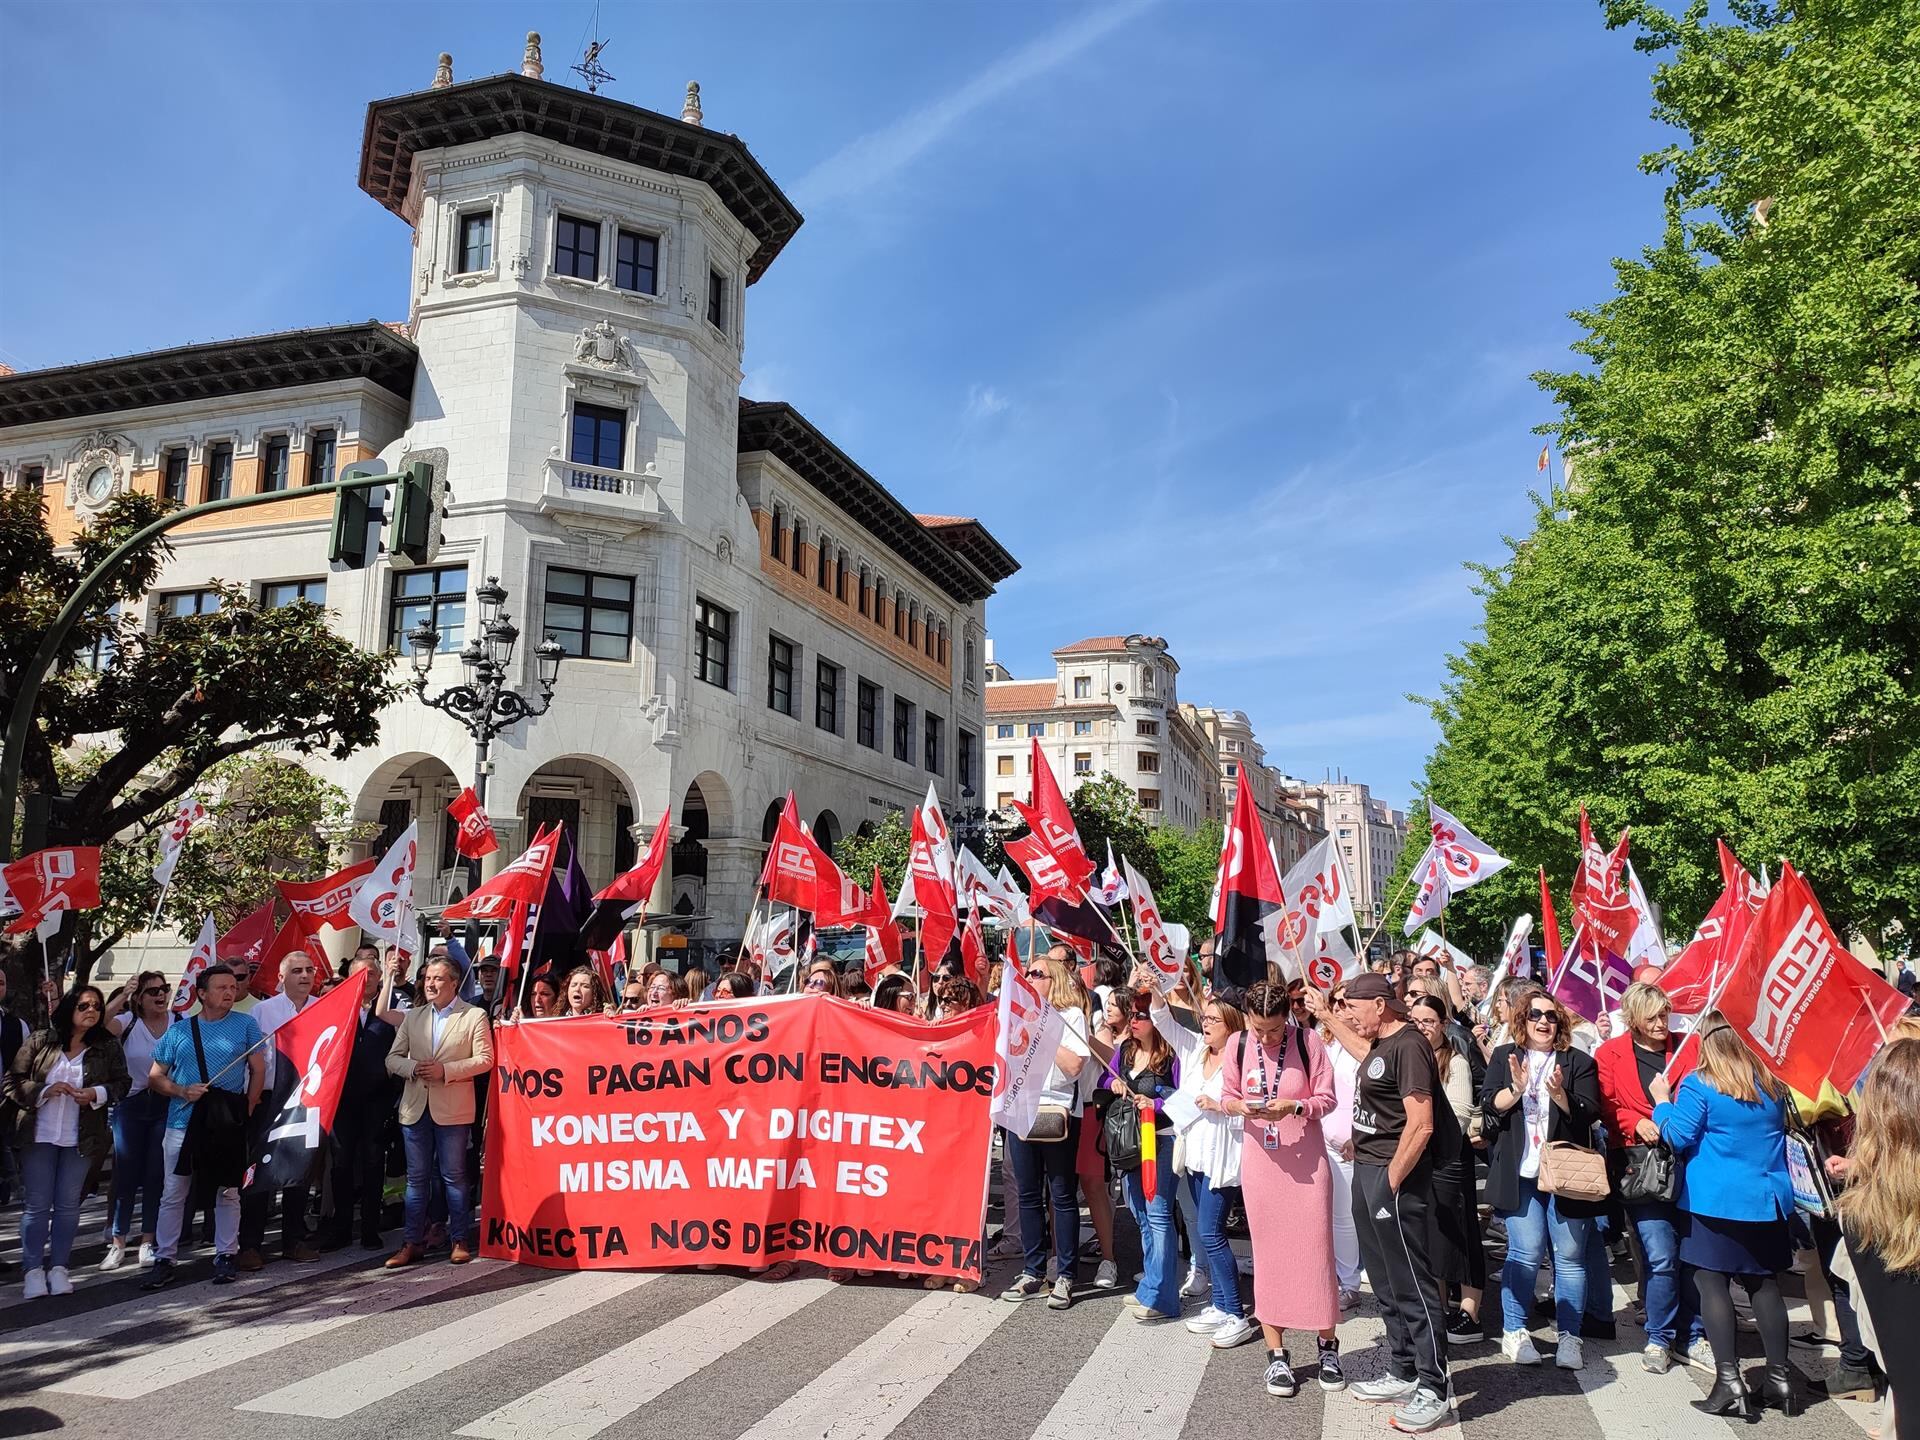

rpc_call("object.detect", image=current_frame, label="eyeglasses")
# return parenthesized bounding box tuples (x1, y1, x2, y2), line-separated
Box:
(140, 987, 168, 998)
(1527, 1008, 1559, 1024)
(75, 1001, 102, 1012)
(622, 996, 645, 1009)
(804, 976, 830, 991)
(1201, 1012, 1223, 1026)
(1024, 968, 1049, 979)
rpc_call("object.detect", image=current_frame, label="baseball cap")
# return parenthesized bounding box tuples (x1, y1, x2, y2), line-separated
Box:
(1344, 972, 1410, 1017)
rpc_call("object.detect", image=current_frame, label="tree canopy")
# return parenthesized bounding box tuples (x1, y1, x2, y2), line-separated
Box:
(1411, 0, 1919, 955)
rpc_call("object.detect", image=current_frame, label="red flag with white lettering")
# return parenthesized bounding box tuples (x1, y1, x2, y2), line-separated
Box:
(1712, 864, 1906, 1097)
(1571, 810, 1637, 957)
(3, 846, 103, 936)
(862, 866, 903, 986)
(1014, 739, 1094, 892)
(245, 972, 361, 1190)
(443, 825, 559, 923)
(1211, 779, 1288, 989)
(278, 857, 377, 933)
(447, 787, 499, 859)
(171, 915, 219, 1013)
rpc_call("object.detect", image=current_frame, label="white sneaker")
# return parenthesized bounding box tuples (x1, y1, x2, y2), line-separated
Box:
(1185, 1304, 1229, 1334)
(22, 1270, 48, 1300)
(47, 1266, 73, 1296)
(1210, 1314, 1258, 1349)
(1338, 1286, 1360, 1311)
(1179, 1261, 1207, 1299)
(1094, 1259, 1119, 1289)
(1502, 1329, 1542, 1365)
(138, 1242, 157, 1268)
(100, 1240, 127, 1272)
(1236, 1252, 1254, 1276)
(1685, 1337, 1715, 1372)
(1555, 1333, 1583, 1370)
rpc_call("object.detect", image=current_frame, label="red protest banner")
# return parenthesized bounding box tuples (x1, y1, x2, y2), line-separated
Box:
(480, 996, 995, 1279)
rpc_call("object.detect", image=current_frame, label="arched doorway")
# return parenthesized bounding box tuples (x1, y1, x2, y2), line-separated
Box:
(811, 810, 841, 856)
(354, 752, 462, 906)
(673, 777, 713, 921)
(760, 800, 784, 843)
(514, 757, 633, 890)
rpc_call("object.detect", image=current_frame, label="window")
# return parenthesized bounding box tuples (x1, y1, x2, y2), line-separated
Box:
(767, 636, 796, 716)
(694, 598, 733, 689)
(925, 714, 944, 774)
(162, 449, 189, 503)
(770, 504, 786, 561)
(1026, 722, 1045, 738)
(1138, 752, 1160, 773)
(1137, 720, 1160, 737)
(18, 463, 44, 490)
(1138, 789, 1161, 810)
(1224, 761, 1238, 778)
(894, 593, 906, 639)
(893, 697, 914, 763)
(958, 729, 976, 792)
(388, 565, 467, 652)
(204, 443, 232, 501)
(1073, 752, 1093, 775)
(570, 402, 625, 472)
(966, 637, 977, 680)
(907, 601, 919, 648)
(262, 578, 326, 608)
(835, 551, 847, 601)
(816, 538, 831, 590)
(791, 520, 806, 575)
(995, 723, 1014, 739)
(874, 580, 887, 627)
(816, 659, 841, 733)
(1072, 675, 1092, 699)
(614, 229, 658, 294)
(458, 211, 493, 273)
(546, 567, 634, 660)
(260, 436, 290, 492)
(997, 755, 1014, 776)
(857, 680, 880, 749)
(858, 565, 871, 616)
(159, 588, 222, 620)
(77, 602, 121, 671)
(1073, 719, 1093, 736)
(996, 792, 1014, 810)
(1141, 667, 1156, 692)
(308, 430, 336, 486)
(554, 213, 599, 280)
(706, 269, 728, 330)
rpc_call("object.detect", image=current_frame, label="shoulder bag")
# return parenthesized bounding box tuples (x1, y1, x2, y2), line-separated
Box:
(1608, 1142, 1680, 1204)
(1023, 1105, 1070, 1143)
(1539, 1140, 1611, 1202)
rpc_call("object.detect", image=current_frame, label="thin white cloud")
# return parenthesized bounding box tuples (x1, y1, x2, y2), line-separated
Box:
(796, 0, 1156, 208)
(964, 383, 1011, 420)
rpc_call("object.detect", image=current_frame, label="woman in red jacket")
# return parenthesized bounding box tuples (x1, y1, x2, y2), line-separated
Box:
(1595, 981, 1703, 1374)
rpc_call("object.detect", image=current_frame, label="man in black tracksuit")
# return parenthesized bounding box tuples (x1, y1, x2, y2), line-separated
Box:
(1343, 972, 1453, 1434)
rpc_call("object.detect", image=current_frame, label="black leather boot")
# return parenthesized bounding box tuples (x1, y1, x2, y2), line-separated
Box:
(1691, 1363, 1753, 1420)
(1761, 1364, 1802, 1416)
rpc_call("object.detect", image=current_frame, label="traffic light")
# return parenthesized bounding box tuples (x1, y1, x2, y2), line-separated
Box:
(390, 458, 449, 566)
(329, 460, 388, 568)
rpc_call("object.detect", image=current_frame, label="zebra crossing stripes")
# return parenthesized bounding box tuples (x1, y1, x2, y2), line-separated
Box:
(454, 1275, 836, 1440)
(236, 1268, 657, 1418)
(735, 1284, 1020, 1440)
(1032, 1304, 1216, 1440)
(48, 1258, 506, 1399)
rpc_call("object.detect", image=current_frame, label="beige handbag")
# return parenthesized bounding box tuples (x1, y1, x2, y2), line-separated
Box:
(1538, 1140, 1610, 1202)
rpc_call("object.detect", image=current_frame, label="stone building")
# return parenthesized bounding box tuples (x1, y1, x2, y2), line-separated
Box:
(0, 40, 1017, 970)
(1184, 706, 1327, 871)
(983, 636, 1220, 830)
(1287, 779, 1409, 940)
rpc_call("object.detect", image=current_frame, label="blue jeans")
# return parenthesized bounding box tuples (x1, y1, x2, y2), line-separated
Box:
(1006, 1121, 1080, 1280)
(1627, 1201, 1701, 1350)
(1499, 1176, 1592, 1335)
(109, 1088, 168, 1240)
(1187, 1171, 1243, 1318)
(1584, 1211, 1612, 1321)
(20, 1143, 90, 1272)
(402, 1116, 472, 1246)
(1124, 1140, 1180, 1316)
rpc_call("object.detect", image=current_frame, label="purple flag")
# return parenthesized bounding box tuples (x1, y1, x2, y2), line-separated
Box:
(529, 824, 593, 975)
(1548, 926, 1633, 1022)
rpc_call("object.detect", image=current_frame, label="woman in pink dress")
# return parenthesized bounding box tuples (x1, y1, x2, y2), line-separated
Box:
(1220, 980, 1342, 1399)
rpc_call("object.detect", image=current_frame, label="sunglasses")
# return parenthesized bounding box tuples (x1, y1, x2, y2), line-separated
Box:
(140, 986, 169, 997)
(622, 996, 645, 1009)
(804, 975, 831, 990)
(75, 1001, 102, 1012)
(1527, 1008, 1559, 1024)
(1024, 968, 1049, 979)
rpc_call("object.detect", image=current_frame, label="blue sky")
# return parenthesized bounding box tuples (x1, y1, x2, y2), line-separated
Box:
(0, 1, 1671, 808)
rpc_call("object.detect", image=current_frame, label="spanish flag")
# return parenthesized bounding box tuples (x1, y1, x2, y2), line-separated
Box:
(1536, 445, 1551, 473)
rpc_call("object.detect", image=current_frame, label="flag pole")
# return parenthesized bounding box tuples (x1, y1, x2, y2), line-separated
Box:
(1358, 866, 1418, 960)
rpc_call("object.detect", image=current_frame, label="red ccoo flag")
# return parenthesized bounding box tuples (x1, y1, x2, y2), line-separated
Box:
(3, 845, 103, 936)
(861, 865, 903, 987)
(1010, 739, 1094, 894)
(278, 857, 377, 934)
(1710, 863, 1906, 1099)
(245, 971, 363, 1191)
(447, 787, 499, 859)
(1538, 867, 1564, 979)
(443, 825, 560, 923)
(1571, 809, 1636, 957)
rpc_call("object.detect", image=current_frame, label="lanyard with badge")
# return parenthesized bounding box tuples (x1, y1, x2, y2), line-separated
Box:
(1250, 1024, 1297, 1152)
(1521, 1050, 1554, 1153)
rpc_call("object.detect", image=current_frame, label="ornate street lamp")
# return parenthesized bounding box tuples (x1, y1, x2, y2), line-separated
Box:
(408, 574, 564, 810)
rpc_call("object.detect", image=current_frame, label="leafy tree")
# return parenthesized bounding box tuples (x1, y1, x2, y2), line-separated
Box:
(3, 487, 399, 979)
(835, 811, 911, 899)
(1148, 820, 1222, 937)
(1065, 774, 1162, 893)
(1412, 0, 1920, 954)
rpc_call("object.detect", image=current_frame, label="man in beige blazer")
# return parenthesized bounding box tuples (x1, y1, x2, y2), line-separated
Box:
(383, 954, 492, 1267)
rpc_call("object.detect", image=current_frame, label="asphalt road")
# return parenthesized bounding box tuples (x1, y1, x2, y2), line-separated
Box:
(0, 1193, 1884, 1440)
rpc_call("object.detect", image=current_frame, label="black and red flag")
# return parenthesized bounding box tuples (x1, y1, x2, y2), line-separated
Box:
(243, 971, 363, 1191)
(1210, 776, 1288, 989)
(580, 807, 673, 952)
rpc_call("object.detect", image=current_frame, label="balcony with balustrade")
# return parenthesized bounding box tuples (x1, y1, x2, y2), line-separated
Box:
(539, 455, 665, 525)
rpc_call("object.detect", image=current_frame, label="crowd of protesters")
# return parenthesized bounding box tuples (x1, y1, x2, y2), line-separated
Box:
(4, 934, 1919, 1439)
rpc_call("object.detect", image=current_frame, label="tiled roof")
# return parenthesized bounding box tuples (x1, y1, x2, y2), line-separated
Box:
(984, 681, 1057, 714)
(1054, 635, 1131, 655)
(913, 514, 971, 527)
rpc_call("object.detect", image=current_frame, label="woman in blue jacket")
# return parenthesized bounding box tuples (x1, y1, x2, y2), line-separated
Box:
(1649, 1013, 1798, 1420)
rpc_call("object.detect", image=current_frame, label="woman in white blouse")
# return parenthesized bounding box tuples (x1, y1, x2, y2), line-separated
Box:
(4, 985, 130, 1298)
(102, 971, 172, 1271)
(1148, 978, 1254, 1348)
